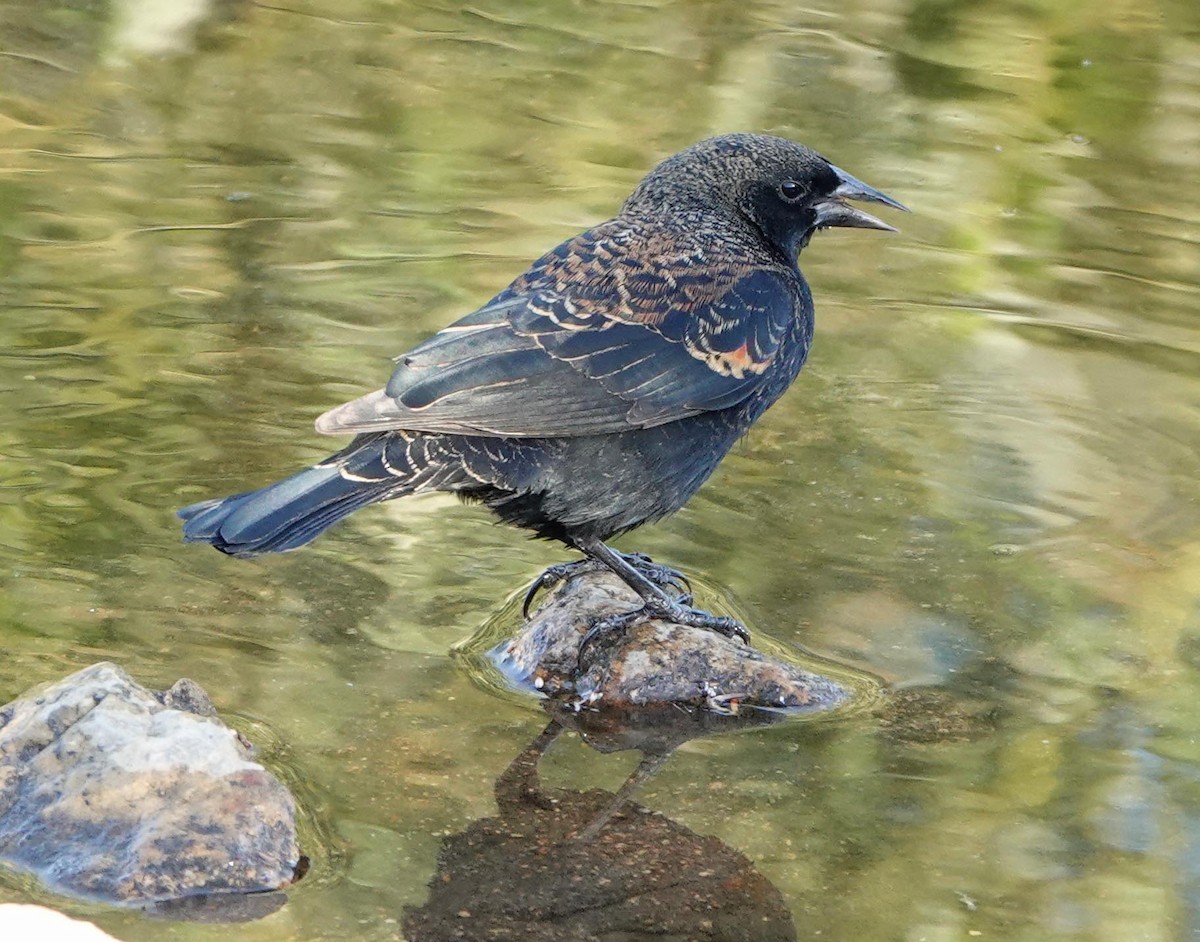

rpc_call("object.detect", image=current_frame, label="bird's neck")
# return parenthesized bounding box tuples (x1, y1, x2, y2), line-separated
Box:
(620, 205, 788, 271)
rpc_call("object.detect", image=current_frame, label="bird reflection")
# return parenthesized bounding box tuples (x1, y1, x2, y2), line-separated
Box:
(402, 704, 796, 942)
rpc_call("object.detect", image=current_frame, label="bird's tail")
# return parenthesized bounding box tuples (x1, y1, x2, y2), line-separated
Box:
(178, 435, 405, 557)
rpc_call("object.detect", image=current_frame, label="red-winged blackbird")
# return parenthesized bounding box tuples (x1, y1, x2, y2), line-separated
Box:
(180, 134, 904, 641)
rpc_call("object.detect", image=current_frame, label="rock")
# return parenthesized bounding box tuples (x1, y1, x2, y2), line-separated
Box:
(492, 569, 853, 712)
(876, 685, 998, 745)
(0, 663, 300, 908)
(0, 905, 122, 941)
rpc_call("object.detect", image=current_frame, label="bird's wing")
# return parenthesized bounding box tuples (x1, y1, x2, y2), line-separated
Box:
(315, 266, 800, 439)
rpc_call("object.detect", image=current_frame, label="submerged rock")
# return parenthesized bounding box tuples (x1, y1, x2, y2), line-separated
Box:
(0, 663, 299, 908)
(403, 720, 797, 942)
(877, 684, 999, 745)
(493, 569, 852, 713)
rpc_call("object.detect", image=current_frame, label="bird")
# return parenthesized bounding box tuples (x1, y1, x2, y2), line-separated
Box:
(179, 133, 905, 644)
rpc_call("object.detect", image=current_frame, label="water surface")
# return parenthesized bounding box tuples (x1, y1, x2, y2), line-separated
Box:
(2, 0, 1200, 939)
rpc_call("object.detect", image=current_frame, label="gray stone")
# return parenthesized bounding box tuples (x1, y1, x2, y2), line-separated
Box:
(0, 663, 299, 906)
(493, 570, 852, 712)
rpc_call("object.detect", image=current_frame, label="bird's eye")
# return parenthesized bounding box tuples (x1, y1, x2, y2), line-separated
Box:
(779, 180, 805, 202)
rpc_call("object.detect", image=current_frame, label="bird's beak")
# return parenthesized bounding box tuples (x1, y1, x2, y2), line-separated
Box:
(814, 164, 909, 232)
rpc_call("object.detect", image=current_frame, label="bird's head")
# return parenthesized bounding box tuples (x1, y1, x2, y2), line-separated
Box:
(624, 133, 908, 259)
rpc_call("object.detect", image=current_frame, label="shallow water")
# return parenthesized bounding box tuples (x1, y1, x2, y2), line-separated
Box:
(2, 0, 1200, 938)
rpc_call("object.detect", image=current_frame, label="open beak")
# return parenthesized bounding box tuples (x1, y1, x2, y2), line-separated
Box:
(814, 164, 909, 232)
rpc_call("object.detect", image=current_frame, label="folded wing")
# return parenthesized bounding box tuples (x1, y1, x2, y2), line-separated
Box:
(315, 266, 799, 438)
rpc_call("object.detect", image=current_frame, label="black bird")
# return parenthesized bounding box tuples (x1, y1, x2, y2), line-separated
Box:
(180, 134, 905, 641)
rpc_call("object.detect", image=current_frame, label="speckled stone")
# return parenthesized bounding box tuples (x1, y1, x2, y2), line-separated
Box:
(0, 663, 299, 905)
(493, 570, 850, 712)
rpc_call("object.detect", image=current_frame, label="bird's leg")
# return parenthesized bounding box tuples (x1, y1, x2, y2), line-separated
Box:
(523, 551, 691, 619)
(575, 539, 749, 661)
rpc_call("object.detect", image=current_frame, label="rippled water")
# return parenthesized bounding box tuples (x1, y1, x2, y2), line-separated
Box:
(2, 0, 1200, 939)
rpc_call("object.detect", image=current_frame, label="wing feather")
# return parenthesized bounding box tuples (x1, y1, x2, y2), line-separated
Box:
(315, 264, 801, 438)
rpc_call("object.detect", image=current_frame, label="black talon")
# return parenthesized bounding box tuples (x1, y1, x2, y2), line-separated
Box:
(577, 610, 641, 663)
(521, 582, 541, 621)
(650, 600, 749, 644)
(524, 552, 692, 620)
(625, 553, 692, 596)
(575, 597, 750, 670)
(523, 540, 748, 672)
(523, 560, 599, 619)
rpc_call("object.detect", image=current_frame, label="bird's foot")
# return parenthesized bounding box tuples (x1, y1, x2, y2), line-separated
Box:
(523, 552, 691, 619)
(577, 598, 749, 668)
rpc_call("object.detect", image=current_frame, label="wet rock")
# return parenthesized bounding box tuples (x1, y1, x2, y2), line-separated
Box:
(877, 685, 999, 745)
(0, 662, 300, 907)
(494, 569, 851, 712)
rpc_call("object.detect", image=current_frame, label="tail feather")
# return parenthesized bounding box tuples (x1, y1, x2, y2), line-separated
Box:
(179, 463, 396, 557)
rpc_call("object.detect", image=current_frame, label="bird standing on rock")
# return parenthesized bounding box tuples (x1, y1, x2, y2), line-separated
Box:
(180, 133, 905, 644)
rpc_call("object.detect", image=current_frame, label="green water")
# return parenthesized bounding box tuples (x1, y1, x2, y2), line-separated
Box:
(2, 0, 1200, 938)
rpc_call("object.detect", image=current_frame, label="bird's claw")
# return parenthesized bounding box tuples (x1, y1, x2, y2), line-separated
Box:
(524, 553, 691, 620)
(671, 609, 749, 645)
(621, 552, 692, 597)
(577, 610, 641, 661)
(523, 561, 599, 619)
(576, 599, 749, 669)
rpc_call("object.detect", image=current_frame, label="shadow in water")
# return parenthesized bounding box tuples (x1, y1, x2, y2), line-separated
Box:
(402, 704, 796, 942)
